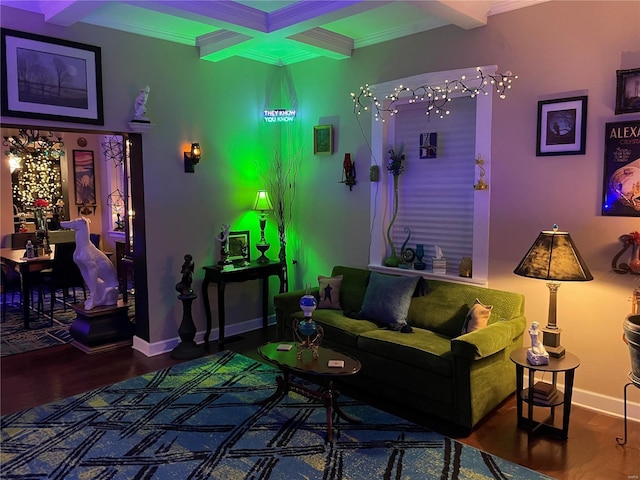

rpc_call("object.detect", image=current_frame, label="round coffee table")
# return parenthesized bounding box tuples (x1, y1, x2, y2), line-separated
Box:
(258, 341, 362, 442)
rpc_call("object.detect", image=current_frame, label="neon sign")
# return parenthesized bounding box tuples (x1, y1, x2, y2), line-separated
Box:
(263, 109, 296, 123)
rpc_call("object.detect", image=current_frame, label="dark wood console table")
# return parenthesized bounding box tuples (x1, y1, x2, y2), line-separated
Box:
(202, 260, 285, 349)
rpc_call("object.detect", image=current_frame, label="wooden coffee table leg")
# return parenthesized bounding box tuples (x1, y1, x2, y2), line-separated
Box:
(258, 371, 290, 405)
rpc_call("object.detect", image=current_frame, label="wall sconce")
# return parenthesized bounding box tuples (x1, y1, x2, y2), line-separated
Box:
(474, 154, 488, 190)
(184, 142, 201, 173)
(340, 153, 356, 191)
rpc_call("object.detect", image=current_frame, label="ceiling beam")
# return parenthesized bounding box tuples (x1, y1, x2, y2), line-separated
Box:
(40, 0, 108, 27)
(414, 0, 491, 30)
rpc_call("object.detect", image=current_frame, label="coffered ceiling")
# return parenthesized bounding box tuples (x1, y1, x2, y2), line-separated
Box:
(1, 1, 546, 65)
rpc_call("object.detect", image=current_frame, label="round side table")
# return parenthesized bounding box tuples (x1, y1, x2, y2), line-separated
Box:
(510, 348, 580, 439)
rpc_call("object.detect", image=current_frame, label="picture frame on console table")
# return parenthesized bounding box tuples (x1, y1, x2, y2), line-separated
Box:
(615, 68, 640, 115)
(228, 230, 250, 265)
(0, 28, 104, 125)
(602, 120, 640, 217)
(536, 96, 588, 156)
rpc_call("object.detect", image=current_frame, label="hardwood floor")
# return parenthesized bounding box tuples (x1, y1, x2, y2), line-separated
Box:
(1, 327, 638, 480)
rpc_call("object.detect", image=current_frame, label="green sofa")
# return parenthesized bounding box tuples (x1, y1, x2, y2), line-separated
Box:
(274, 266, 526, 430)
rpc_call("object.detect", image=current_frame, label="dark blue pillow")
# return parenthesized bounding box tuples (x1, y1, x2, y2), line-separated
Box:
(359, 272, 419, 327)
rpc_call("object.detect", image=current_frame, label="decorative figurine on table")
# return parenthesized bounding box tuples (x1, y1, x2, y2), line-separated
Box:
(175, 254, 195, 296)
(216, 223, 230, 266)
(294, 287, 323, 360)
(527, 321, 549, 365)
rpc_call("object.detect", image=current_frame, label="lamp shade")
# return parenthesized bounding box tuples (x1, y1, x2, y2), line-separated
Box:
(513, 227, 593, 282)
(253, 190, 273, 211)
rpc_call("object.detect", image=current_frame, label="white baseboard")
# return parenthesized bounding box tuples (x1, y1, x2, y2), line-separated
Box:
(131, 316, 274, 357)
(522, 373, 640, 423)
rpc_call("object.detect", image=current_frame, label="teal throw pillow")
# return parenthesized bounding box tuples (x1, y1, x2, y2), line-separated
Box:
(359, 272, 419, 327)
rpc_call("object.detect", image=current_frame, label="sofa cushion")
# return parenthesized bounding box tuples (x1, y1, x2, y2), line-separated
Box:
(359, 272, 419, 327)
(331, 266, 371, 313)
(357, 327, 454, 377)
(318, 275, 342, 310)
(460, 298, 493, 334)
(408, 280, 525, 338)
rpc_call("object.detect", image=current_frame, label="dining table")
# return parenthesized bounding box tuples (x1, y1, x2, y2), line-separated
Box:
(1, 246, 54, 329)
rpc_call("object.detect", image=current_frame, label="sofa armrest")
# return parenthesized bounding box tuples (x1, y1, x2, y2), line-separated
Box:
(451, 316, 526, 360)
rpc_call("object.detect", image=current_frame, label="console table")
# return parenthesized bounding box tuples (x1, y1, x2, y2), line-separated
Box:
(202, 260, 285, 349)
(510, 348, 580, 439)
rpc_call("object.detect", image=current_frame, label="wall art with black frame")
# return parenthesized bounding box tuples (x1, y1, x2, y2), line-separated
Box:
(1, 28, 104, 125)
(602, 120, 640, 217)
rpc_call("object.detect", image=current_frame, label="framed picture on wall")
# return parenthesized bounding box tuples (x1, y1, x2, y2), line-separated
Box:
(313, 124, 333, 155)
(228, 230, 250, 264)
(1, 28, 104, 125)
(73, 150, 97, 206)
(615, 68, 640, 115)
(536, 96, 588, 156)
(602, 120, 640, 217)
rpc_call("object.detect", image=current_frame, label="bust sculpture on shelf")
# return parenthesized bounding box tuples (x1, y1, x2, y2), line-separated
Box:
(132, 85, 151, 122)
(527, 321, 549, 365)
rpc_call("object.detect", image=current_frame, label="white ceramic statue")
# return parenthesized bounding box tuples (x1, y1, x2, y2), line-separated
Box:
(527, 321, 549, 365)
(132, 85, 150, 122)
(60, 217, 119, 310)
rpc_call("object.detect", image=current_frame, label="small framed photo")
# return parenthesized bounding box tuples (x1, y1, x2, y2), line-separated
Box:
(313, 124, 333, 155)
(73, 150, 96, 206)
(1, 28, 104, 125)
(615, 68, 640, 115)
(228, 230, 250, 264)
(536, 96, 588, 156)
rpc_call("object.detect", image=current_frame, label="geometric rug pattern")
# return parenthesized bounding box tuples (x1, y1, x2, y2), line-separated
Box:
(0, 350, 554, 479)
(0, 294, 76, 357)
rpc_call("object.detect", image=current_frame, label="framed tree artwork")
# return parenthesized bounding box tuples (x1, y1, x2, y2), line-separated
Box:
(1, 28, 104, 125)
(536, 96, 588, 156)
(602, 120, 640, 217)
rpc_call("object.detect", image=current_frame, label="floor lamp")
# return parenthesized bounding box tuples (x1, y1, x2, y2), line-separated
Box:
(514, 225, 593, 358)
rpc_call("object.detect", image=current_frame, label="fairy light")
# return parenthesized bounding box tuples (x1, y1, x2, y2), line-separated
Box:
(351, 67, 517, 121)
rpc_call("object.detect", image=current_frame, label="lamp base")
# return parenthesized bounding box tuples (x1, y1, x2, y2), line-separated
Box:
(256, 242, 270, 264)
(542, 327, 565, 358)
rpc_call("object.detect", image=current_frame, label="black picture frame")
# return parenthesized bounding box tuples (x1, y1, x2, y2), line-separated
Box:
(1, 28, 104, 125)
(615, 68, 640, 115)
(602, 120, 640, 217)
(228, 230, 250, 264)
(536, 96, 588, 156)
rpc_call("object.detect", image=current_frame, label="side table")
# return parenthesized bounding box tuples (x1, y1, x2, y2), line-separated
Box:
(510, 348, 580, 439)
(202, 260, 285, 350)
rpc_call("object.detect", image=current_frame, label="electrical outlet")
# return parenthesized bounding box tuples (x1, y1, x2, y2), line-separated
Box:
(369, 165, 379, 182)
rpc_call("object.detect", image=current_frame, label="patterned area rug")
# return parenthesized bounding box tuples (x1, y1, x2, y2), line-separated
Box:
(0, 294, 77, 357)
(0, 351, 554, 479)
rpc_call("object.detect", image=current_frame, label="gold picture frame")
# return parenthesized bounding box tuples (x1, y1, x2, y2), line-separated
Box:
(313, 124, 333, 155)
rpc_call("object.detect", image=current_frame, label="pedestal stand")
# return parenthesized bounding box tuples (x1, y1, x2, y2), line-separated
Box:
(171, 293, 205, 360)
(69, 301, 133, 354)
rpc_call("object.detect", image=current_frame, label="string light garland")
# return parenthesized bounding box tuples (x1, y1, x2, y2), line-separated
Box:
(350, 67, 518, 121)
(4, 129, 64, 212)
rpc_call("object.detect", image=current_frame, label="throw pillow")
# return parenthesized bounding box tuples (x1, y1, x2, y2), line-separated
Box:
(359, 272, 419, 328)
(318, 275, 342, 310)
(461, 298, 493, 334)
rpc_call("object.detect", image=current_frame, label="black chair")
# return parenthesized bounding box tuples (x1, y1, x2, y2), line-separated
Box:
(39, 242, 86, 320)
(1, 263, 22, 323)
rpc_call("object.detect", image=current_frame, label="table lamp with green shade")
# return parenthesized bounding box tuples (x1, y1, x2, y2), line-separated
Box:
(513, 224, 593, 358)
(253, 190, 273, 264)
